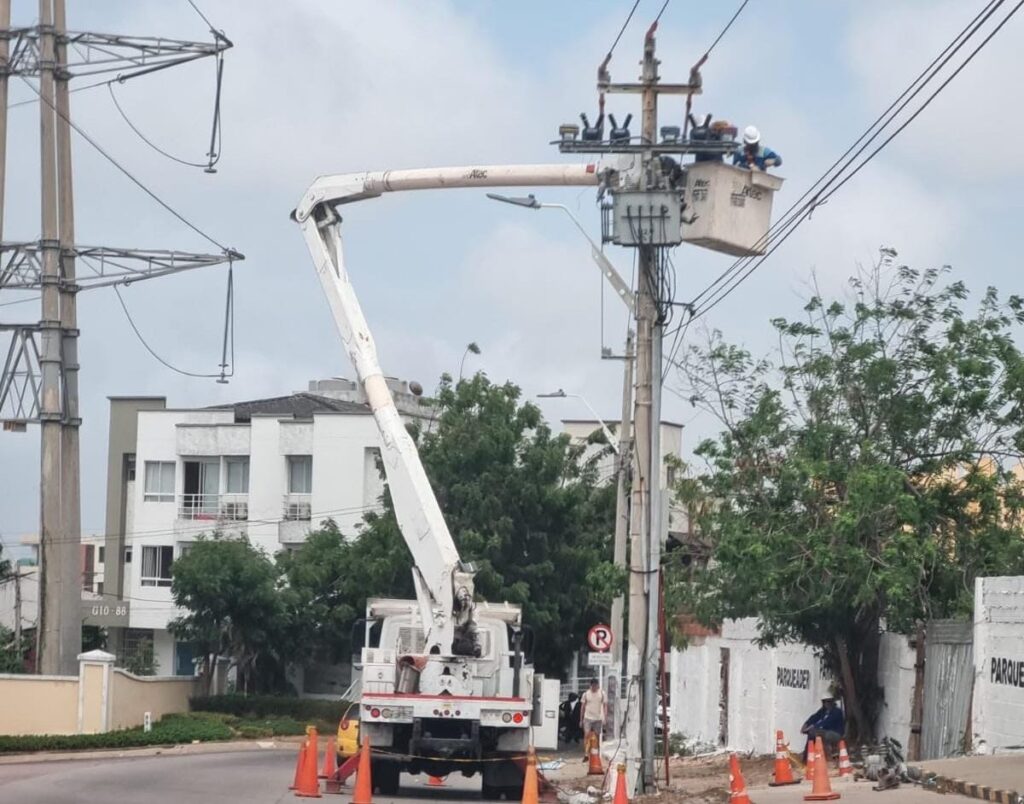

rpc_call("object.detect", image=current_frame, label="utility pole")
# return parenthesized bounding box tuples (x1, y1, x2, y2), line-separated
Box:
(36, 0, 70, 675)
(611, 329, 633, 738)
(0, 5, 238, 673)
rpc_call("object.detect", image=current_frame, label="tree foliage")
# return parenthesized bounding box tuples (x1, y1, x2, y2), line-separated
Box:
(282, 373, 619, 673)
(669, 262, 1024, 739)
(169, 535, 286, 693)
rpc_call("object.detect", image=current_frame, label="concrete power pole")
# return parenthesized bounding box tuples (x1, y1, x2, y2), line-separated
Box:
(36, 0, 75, 675)
(610, 329, 634, 737)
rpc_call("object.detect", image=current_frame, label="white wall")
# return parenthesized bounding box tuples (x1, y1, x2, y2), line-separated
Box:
(670, 618, 914, 754)
(972, 576, 1024, 753)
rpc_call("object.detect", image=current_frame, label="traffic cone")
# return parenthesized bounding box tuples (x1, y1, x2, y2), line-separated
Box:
(804, 739, 816, 785)
(522, 746, 539, 804)
(769, 730, 799, 786)
(837, 741, 853, 778)
(290, 740, 308, 791)
(426, 775, 446, 787)
(728, 753, 754, 804)
(296, 726, 323, 798)
(587, 732, 604, 776)
(352, 734, 373, 804)
(613, 763, 629, 804)
(320, 737, 337, 779)
(804, 737, 840, 801)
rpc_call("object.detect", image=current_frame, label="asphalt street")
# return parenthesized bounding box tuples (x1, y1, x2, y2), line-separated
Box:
(0, 748, 994, 804)
(0, 749, 494, 804)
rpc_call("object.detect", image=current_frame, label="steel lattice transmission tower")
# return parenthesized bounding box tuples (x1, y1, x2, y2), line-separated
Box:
(0, 0, 241, 674)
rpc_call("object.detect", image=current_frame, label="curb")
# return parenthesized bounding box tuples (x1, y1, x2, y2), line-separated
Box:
(0, 737, 301, 765)
(914, 767, 1022, 804)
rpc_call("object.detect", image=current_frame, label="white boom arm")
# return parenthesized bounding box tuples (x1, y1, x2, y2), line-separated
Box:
(294, 163, 600, 654)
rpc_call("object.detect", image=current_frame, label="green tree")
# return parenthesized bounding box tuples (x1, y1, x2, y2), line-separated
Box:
(169, 535, 286, 693)
(282, 373, 619, 673)
(669, 262, 1024, 739)
(0, 545, 26, 673)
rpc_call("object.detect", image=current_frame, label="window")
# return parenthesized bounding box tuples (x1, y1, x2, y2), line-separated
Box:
(125, 453, 136, 482)
(225, 457, 250, 493)
(124, 546, 132, 564)
(287, 455, 312, 494)
(143, 461, 175, 502)
(182, 458, 219, 517)
(140, 545, 173, 587)
(97, 546, 105, 564)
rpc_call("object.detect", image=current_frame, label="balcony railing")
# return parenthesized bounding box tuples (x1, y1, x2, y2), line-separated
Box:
(178, 493, 249, 522)
(282, 493, 311, 522)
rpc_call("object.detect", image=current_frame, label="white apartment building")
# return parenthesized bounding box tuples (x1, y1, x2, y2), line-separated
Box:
(103, 378, 432, 676)
(561, 418, 689, 541)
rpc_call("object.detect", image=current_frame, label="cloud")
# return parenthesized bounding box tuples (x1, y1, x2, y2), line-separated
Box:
(844, 0, 1024, 181)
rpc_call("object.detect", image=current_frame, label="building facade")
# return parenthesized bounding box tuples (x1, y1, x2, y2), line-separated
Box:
(102, 378, 432, 676)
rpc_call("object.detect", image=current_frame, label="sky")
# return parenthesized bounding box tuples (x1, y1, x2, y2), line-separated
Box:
(0, 0, 1021, 548)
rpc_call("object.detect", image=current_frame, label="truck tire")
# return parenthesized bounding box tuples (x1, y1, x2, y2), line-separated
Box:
(372, 758, 401, 796)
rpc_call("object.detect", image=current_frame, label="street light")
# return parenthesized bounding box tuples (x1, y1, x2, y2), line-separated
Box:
(486, 193, 636, 315)
(537, 389, 619, 455)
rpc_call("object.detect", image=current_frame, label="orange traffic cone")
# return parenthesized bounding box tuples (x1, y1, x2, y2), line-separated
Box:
(613, 763, 629, 804)
(804, 739, 816, 785)
(426, 775, 447, 787)
(522, 746, 539, 804)
(837, 741, 853, 778)
(587, 732, 604, 776)
(296, 726, 322, 798)
(352, 734, 373, 804)
(804, 737, 840, 801)
(320, 737, 338, 779)
(728, 753, 754, 804)
(290, 740, 308, 790)
(769, 730, 799, 786)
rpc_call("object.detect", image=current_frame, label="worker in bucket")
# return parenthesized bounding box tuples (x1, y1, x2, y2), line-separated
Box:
(579, 677, 607, 755)
(732, 125, 782, 171)
(800, 696, 845, 760)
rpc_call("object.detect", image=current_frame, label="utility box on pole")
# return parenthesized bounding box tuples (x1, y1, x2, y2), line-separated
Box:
(681, 162, 784, 257)
(611, 191, 683, 247)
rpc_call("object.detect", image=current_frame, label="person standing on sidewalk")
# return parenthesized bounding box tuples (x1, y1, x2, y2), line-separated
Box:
(579, 678, 607, 754)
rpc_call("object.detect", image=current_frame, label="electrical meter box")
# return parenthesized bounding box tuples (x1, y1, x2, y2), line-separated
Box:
(681, 162, 784, 256)
(611, 190, 683, 246)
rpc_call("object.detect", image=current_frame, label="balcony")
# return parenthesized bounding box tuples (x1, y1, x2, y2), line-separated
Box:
(177, 494, 249, 523)
(282, 493, 311, 522)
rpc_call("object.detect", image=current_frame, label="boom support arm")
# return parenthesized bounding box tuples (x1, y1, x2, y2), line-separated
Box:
(293, 163, 600, 654)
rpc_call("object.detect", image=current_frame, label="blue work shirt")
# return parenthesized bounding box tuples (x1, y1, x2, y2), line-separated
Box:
(732, 145, 782, 171)
(805, 705, 845, 734)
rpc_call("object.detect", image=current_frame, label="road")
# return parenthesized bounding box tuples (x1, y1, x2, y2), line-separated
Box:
(0, 749, 494, 804)
(0, 748, 994, 804)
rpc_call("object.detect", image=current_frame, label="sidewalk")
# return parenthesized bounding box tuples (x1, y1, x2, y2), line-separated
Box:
(914, 755, 1024, 804)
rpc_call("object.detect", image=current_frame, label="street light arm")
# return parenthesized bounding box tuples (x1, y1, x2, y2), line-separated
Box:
(543, 204, 636, 315)
(570, 393, 620, 455)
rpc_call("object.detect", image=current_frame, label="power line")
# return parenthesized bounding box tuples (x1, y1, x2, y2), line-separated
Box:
(683, 0, 1019, 325)
(703, 0, 750, 59)
(16, 74, 233, 254)
(113, 285, 230, 379)
(653, 0, 671, 26)
(607, 0, 643, 60)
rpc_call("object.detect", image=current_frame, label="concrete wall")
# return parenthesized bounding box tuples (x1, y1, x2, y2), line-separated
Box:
(972, 576, 1024, 753)
(109, 669, 198, 731)
(0, 651, 198, 736)
(0, 674, 79, 735)
(670, 619, 914, 754)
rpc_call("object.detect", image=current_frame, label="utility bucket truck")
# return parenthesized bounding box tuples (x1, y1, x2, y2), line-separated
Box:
(293, 163, 599, 796)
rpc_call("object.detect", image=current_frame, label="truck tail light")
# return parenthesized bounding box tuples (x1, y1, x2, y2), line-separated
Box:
(512, 713, 524, 724)
(370, 707, 381, 719)
(502, 712, 512, 723)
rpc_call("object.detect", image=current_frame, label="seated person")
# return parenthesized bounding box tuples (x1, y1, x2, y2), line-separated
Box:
(801, 696, 845, 760)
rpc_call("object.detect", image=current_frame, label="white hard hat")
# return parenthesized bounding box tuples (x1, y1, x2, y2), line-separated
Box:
(742, 125, 761, 145)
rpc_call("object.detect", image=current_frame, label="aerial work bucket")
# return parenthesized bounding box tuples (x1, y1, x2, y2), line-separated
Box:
(682, 162, 784, 257)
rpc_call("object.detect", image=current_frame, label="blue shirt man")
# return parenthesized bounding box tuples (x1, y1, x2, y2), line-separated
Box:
(732, 125, 782, 171)
(801, 697, 845, 759)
